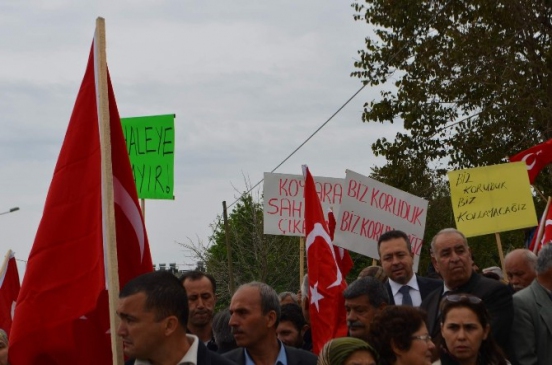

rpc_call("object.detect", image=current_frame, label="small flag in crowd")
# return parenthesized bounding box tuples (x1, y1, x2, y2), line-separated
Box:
(0, 250, 20, 335)
(303, 165, 348, 354)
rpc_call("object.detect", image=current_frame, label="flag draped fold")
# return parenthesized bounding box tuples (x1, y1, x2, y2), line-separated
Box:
(509, 139, 552, 184)
(0, 250, 20, 335)
(303, 166, 348, 354)
(327, 209, 353, 277)
(529, 198, 552, 254)
(9, 37, 153, 364)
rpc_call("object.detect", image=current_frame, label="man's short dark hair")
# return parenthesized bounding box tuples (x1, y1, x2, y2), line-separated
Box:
(280, 303, 306, 331)
(377, 230, 412, 253)
(179, 270, 217, 293)
(343, 276, 390, 308)
(120, 271, 188, 327)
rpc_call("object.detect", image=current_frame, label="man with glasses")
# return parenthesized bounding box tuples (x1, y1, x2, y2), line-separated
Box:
(420, 228, 513, 353)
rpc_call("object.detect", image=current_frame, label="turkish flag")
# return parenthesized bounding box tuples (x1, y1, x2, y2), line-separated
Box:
(9, 31, 153, 363)
(530, 201, 552, 254)
(303, 166, 348, 354)
(509, 139, 552, 184)
(0, 250, 20, 335)
(328, 209, 353, 277)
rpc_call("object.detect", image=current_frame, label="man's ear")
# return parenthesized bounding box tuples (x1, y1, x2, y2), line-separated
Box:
(431, 255, 439, 274)
(301, 324, 309, 337)
(164, 316, 180, 336)
(266, 310, 278, 328)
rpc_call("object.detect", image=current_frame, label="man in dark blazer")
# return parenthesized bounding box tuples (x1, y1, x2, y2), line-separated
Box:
(378, 230, 442, 306)
(224, 282, 317, 365)
(510, 244, 552, 365)
(117, 271, 236, 365)
(420, 228, 513, 354)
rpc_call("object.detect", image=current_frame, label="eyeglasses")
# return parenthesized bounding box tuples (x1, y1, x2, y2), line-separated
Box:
(411, 334, 432, 343)
(443, 294, 482, 304)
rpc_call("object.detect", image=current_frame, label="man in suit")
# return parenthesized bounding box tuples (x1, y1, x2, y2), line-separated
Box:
(420, 228, 513, 353)
(117, 271, 236, 365)
(510, 244, 552, 365)
(377, 230, 442, 306)
(224, 282, 317, 365)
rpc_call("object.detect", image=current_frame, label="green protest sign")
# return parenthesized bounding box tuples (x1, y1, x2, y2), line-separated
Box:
(121, 114, 175, 200)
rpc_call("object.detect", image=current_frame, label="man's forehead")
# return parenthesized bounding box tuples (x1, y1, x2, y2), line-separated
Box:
(184, 276, 214, 290)
(435, 233, 466, 248)
(231, 286, 261, 307)
(345, 295, 371, 307)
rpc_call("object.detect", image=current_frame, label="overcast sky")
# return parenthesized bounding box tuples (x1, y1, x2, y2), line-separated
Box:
(0, 1, 400, 276)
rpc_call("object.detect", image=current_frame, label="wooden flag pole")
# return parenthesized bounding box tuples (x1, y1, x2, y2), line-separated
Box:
(223, 201, 235, 295)
(96, 17, 124, 365)
(494, 233, 506, 276)
(0, 250, 12, 277)
(299, 237, 305, 289)
(533, 196, 552, 253)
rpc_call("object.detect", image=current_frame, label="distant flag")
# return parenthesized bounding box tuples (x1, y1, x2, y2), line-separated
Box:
(327, 209, 353, 277)
(10, 20, 153, 364)
(303, 165, 348, 354)
(509, 139, 552, 184)
(529, 197, 552, 254)
(0, 250, 20, 335)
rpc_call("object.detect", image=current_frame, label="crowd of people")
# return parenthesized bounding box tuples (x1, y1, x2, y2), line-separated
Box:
(4, 227, 546, 365)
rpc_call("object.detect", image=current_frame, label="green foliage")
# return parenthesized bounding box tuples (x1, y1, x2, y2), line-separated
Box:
(350, 0, 552, 269)
(204, 194, 300, 310)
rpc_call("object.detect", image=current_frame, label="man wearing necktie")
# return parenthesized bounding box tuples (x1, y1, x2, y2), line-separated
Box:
(377, 230, 442, 307)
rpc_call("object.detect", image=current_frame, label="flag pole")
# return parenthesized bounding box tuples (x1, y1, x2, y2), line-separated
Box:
(494, 233, 506, 276)
(533, 196, 552, 253)
(95, 17, 123, 365)
(0, 250, 12, 279)
(299, 237, 305, 288)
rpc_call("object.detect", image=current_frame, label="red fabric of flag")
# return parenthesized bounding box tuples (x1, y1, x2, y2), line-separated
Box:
(9, 39, 152, 364)
(303, 166, 348, 354)
(533, 204, 552, 254)
(509, 139, 552, 184)
(0, 251, 20, 335)
(328, 209, 353, 277)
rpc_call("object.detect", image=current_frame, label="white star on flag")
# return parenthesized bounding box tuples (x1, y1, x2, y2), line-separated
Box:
(310, 281, 325, 312)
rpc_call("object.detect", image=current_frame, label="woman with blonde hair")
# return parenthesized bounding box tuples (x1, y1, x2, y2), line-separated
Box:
(318, 337, 378, 365)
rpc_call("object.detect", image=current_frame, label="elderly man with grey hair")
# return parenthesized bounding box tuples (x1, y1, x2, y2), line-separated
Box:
(343, 276, 390, 342)
(505, 248, 537, 292)
(224, 282, 316, 365)
(420, 228, 513, 354)
(510, 244, 552, 365)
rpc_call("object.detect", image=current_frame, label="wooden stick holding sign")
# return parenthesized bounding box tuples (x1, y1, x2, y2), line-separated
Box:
(494, 232, 506, 276)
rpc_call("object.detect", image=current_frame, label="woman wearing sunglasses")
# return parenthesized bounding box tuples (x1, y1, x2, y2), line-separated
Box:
(368, 306, 435, 365)
(436, 294, 509, 365)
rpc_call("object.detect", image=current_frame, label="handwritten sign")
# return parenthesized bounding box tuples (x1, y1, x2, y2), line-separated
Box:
(448, 162, 537, 237)
(333, 170, 428, 271)
(263, 172, 344, 236)
(121, 114, 175, 200)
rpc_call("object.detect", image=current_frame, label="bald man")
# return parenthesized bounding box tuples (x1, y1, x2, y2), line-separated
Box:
(505, 249, 537, 292)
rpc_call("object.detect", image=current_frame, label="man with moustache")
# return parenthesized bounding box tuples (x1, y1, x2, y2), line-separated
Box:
(117, 271, 235, 365)
(343, 276, 389, 342)
(421, 228, 513, 353)
(504, 248, 537, 292)
(180, 271, 218, 351)
(377, 230, 441, 306)
(224, 282, 317, 365)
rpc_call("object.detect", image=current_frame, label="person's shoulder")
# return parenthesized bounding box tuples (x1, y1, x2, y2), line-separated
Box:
(284, 345, 317, 365)
(222, 347, 243, 362)
(210, 350, 239, 365)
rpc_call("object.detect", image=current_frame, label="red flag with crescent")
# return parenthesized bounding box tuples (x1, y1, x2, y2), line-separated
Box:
(10, 31, 153, 363)
(509, 139, 552, 184)
(303, 166, 348, 354)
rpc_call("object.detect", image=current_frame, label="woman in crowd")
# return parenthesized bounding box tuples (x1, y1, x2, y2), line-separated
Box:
(436, 294, 508, 365)
(318, 337, 378, 365)
(0, 329, 8, 365)
(367, 306, 435, 365)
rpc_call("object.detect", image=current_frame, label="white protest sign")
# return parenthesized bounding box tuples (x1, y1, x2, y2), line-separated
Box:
(263, 172, 345, 236)
(333, 170, 429, 271)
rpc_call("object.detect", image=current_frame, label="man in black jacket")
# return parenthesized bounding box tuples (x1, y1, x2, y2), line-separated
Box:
(224, 282, 317, 365)
(117, 271, 236, 365)
(420, 228, 513, 353)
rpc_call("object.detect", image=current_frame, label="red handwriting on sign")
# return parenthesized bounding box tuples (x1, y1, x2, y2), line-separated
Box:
(279, 178, 304, 197)
(339, 210, 394, 240)
(409, 235, 423, 255)
(347, 179, 370, 203)
(278, 178, 343, 205)
(266, 198, 303, 218)
(278, 218, 305, 235)
(370, 188, 424, 226)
